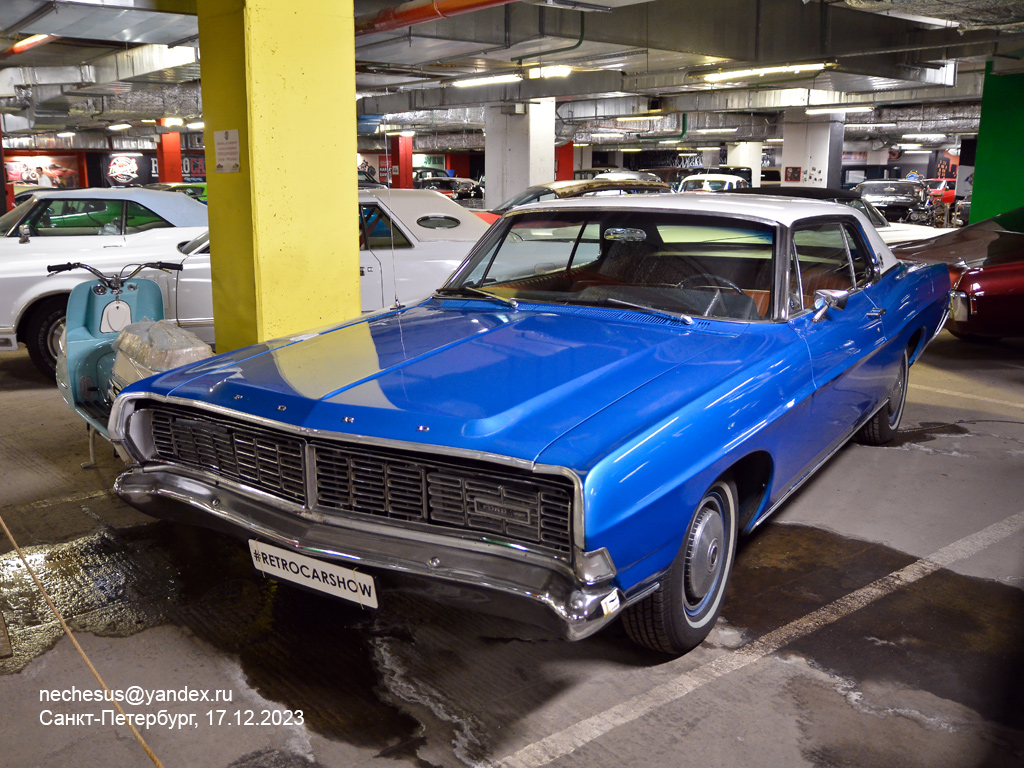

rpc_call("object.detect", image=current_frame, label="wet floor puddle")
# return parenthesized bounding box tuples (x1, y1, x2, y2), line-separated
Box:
(1, 520, 1021, 764)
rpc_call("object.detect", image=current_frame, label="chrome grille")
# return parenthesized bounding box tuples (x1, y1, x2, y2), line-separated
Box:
(141, 405, 574, 552)
(313, 442, 573, 551)
(149, 408, 306, 504)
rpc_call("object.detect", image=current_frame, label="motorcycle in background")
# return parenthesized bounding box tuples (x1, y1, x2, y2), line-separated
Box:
(48, 261, 212, 467)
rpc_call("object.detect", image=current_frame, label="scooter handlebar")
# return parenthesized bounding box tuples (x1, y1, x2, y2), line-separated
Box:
(153, 262, 184, 271)
(47, 262, 78, 273)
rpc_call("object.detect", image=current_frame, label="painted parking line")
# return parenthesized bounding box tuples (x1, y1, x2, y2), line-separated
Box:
(911, 383, 1024, 410)
(495, 510, 1024, 768)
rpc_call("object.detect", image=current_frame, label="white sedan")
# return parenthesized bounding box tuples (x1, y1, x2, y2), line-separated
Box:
(0, 188, 209, 375)
(3, 188, 490, 376)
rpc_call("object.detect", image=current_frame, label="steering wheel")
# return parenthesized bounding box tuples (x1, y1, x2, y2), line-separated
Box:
(676, 273, 748, 296)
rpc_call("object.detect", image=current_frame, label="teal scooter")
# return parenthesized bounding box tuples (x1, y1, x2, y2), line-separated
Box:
(49, 260, 184, 466)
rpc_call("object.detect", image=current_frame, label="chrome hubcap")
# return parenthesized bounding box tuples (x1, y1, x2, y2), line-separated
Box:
(888, 359, 907, 426)
(47, 319, 65, 361)
(684, 502, 724, 605)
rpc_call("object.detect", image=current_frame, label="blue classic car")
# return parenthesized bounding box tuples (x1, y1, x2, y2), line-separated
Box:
(109, 195, 950, 654)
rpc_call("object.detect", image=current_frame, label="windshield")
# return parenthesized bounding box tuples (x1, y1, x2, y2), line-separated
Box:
(859, 182, 922, 197)
(492, 186, 551, 213)
(925, 179, 946, 190)
(841, 198, 888, 228)
(443, 210, 776, 321)
(0, 199, 35, 236)
(177, 230, 210, 254)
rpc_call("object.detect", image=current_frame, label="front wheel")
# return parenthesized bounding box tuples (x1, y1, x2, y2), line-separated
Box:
(24, 296, 68, 378)
(856, 348, 908, 445)
(622, 478, 738, 655)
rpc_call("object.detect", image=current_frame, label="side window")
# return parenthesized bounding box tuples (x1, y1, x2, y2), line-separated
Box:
(792, 222, 856, 310)
(28, 199, 123, 236)
(359, 204, 411, 249)
(840, 222, 874, 287)
(125, 201, 172, 234)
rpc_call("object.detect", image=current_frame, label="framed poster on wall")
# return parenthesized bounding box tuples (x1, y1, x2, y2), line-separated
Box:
(785, 166, 802, 182)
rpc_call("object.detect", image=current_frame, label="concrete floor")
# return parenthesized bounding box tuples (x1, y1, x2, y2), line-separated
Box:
(1, 332, 1022, 768)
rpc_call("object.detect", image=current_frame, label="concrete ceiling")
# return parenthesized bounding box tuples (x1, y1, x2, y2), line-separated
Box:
(1, 0, 1023, 153)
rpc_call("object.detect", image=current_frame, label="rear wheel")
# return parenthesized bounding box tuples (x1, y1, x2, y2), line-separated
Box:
(856, 348, 908, 445)
(622, 478, 738, 655)
(24, 297, 67, 378)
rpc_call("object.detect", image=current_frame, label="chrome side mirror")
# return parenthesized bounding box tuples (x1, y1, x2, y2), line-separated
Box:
(18, 224, 31, 243)
(812, 288, 850, 322)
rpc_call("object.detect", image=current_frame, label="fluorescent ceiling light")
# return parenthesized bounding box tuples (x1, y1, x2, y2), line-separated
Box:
(689, 127, 738, 134)
(695, 145, 722, 150)
(452, 73, 522, 88)
(678, 152, 699, 157)
(56, 131, 75, 138)
(765, 138, 784, 143)
(805, 106, 873, 115)
(140, 119, 156, 124)
(901, 150, 932, 154)
(591, 131, 625, 138)
(186, 121, 205, 130)
(107, 123, 132, 131)
(162, 117, 184, 127)
(620, 148, 642, 152)
(902, 133, 946, 139)
(659, 139, 681, 144)
(845, 122, 897, 129)
(575, 143, 591, 147)
(614, 114, 665, 121)
(704, 62, 827, 83)
(897, 143, 922, 149)
(399, 130, 416, 137)
(527, 65, 573, 79)
(6, 34, 56, 56)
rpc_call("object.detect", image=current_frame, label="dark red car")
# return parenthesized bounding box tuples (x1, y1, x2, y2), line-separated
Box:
(893, 206, 1024, 340)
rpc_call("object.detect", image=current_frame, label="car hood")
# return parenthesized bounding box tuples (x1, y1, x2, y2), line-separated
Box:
(892, 224, 1024, 270)
(135, 301, 739, 465)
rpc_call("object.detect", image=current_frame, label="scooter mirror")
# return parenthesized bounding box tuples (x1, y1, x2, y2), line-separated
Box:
(18, 224, 30, 244)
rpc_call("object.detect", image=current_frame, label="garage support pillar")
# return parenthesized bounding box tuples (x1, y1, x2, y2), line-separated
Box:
(156, 121, 183, 183)
(196, 0, 359, 352)
(484, 98, 555, 206)
(779, 109, 844, 188)
(390, 135, 413, 189)
(971, 63, 1024, 221)
(727, 141, 763, 187)
(574, 144, 593, 173)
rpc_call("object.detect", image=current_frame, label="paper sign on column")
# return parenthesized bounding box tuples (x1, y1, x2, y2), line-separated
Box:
(214, 129, 241, 173)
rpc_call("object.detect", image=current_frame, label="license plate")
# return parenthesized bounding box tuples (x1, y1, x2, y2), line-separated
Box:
(248, 540, 378, 608)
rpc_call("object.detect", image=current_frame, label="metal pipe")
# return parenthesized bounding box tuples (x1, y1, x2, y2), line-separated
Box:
(354, 0, 519, 38)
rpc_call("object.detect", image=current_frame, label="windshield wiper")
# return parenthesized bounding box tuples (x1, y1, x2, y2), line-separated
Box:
(600, 297, 694, 325)
(435, 285, 519, 309)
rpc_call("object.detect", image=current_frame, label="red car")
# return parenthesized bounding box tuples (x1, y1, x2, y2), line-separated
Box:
(924, 178, 956, 205)
(893, 206, 1024, 340)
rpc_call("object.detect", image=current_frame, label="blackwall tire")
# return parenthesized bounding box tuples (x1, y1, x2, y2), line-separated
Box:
(25, 297, 67, 379)
(622, 478, 738, 655)
(856, 348, 908, 446)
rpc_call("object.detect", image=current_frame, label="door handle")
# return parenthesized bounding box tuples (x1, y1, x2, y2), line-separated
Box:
(866, 308, 886, 318)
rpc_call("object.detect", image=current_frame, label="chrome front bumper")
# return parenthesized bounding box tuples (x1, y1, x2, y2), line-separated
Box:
(114, 464, 624, 640)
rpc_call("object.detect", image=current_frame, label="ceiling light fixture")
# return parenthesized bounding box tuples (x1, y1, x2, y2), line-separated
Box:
(399, 129, 416, 137)
(107, 123, 132, 131)
(897, 143, 922, 149)
(845, 122, 897, 129)
(805, 106, 873, 115)
(704, 62, 828, 83)
(765, 138, 784, 143)
(902, 133, 947, 140)
(527, 65, 573, 79)
(614, 114, 666, 122)
(620, 148, 642, 152)
(658, 139, 680, 144)
(2, 33, 57, 57)
(689, 127, 738, 134)
(591, 131, 625, 138)
(56, 131, 75, 138)
(162, 117, 185, 127)
(695, 145, 723, 150)
(186, 121, 205, 130)
(901, 150, 933, 154)
(678, 152, 699, 157)
(452, 73, 522, 88)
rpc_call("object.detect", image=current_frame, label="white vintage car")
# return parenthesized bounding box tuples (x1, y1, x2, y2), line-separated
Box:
(0, 188, 209, 374)
(2, 187, 489, 375)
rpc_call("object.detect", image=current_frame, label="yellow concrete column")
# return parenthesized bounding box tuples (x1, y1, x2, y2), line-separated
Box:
(197, 0, 359, 352)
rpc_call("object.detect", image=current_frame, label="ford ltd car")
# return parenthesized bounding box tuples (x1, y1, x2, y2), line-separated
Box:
(109, 195, 950, 655)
